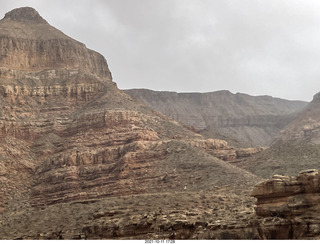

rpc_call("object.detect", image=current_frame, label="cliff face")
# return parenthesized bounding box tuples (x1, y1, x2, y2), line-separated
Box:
(0, 7, 115, 141)
(250, 169, 320, 239)
(0, 7, 111, 78)
(125, 89, 307, 146)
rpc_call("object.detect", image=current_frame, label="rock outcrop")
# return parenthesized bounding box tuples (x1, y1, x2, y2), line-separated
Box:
(125, 89, 307, 146)
(252, 169, 320, 218)
(250, 169, 320, 239)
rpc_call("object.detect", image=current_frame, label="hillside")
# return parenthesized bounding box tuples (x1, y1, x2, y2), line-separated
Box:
(125, 89, 307, 146)
(277, 92, 320, 144)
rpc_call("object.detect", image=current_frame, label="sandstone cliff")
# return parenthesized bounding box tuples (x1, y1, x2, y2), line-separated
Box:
(250, 169, 320, 239)
(0, 7, 111, 78)
(125, 89, 307, 146)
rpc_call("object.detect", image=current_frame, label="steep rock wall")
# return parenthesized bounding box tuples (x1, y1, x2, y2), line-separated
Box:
(0, 7, 111, 79)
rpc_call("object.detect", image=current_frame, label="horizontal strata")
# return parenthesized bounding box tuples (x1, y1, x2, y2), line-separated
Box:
(125, 89, 307, 146)
(0, 36, 112, 79)
(0, 7, 278, 240)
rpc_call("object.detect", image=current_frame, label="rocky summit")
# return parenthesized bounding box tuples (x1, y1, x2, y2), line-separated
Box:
(0, 7, 319, 240)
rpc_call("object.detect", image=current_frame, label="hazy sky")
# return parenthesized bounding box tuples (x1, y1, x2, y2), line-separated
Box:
(1, 0, 320, 101)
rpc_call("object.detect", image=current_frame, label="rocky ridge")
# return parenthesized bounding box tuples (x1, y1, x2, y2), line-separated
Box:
(0, 7, 110, 77)
(125, 89, 307, 146)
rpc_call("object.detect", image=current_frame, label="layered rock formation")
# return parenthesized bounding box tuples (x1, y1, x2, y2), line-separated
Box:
(2, 7, 320, 240)
(250, 169, 320, 239)
(7, 169, 320, 240)
(236, 91, 320, 178)
(278, 92, 320, 144)
(0, 7, 110, 78)
(0, 7, 265, 239)
(125, 89, 307, 146)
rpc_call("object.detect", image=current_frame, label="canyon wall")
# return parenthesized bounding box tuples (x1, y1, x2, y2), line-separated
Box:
(125, 89, 307, 146)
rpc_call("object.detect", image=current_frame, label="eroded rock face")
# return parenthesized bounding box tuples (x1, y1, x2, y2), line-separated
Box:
(252, 169, 320, 217)
(251, 169, 320, 239)
(0, 7, 111, 78)
(233, 90, 320, 180)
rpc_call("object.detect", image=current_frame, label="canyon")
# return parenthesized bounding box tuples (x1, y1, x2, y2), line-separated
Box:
(0, 7, 320, 240)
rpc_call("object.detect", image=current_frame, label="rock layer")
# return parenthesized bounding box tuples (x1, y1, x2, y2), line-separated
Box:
(251, 169, 320, 218)
(250, 169, 320, 239)
(0, 7, 111, 78)
(278, 92, 320, 144)
(0, 8, 262, 239)
(125, 89, 307, 146)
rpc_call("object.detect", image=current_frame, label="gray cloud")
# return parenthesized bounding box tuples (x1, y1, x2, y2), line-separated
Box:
(1, 0, 320, 101)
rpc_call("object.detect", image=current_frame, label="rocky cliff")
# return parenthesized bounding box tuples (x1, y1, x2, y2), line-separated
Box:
(0, 7, 110, 78)
(250, 169, 320, 239)
(0, 7, 264, 239)
(125, 89, 307, 146)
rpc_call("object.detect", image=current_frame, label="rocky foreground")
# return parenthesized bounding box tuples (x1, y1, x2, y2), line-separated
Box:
(4, 169, 320, 240)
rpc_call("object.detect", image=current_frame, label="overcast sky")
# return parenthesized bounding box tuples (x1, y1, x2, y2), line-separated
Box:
(2, 0, 320, 101)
